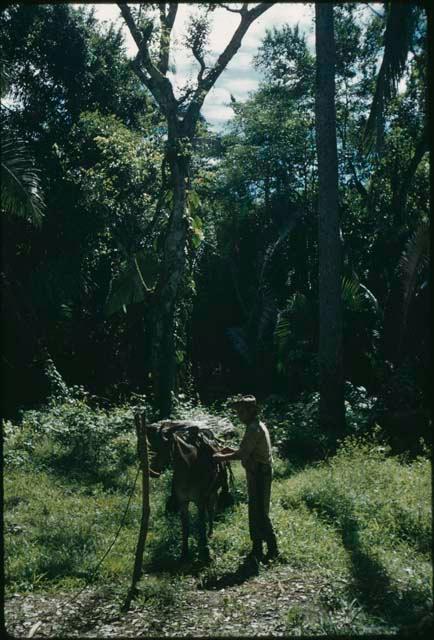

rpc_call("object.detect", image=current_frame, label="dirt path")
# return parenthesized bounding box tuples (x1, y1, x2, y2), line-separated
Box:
(5, 564, 329, 637)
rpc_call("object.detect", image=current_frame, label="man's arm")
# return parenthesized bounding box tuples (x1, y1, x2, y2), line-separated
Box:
(213, 446, 241, 461)
(214, 429, 259, 462)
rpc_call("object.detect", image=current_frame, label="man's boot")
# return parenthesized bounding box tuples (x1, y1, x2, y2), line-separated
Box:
(243, 540, 262, 572)
(251, 540, 264, 561)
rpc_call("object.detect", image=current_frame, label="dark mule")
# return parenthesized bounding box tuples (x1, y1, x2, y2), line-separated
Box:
(147, 421, 234, 561)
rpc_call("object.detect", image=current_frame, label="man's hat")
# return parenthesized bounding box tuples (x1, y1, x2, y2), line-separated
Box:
(229, 394, 257, 408)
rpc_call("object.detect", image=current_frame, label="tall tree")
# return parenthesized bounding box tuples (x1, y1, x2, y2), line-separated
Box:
(315, 3, 345, 437)
(118, 3, 273, 417)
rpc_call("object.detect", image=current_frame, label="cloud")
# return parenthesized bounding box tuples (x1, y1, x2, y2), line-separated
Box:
(201, 103, 235, 125)
(222, 76, 259, 94)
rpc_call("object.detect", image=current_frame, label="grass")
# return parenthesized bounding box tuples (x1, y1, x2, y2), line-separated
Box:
(277, 436, 432, 632)
(4, 401, 432, 634)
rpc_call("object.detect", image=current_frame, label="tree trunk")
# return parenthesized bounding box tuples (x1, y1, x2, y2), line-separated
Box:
(151, 127, 190, 417)
(315, 3, 345, 438)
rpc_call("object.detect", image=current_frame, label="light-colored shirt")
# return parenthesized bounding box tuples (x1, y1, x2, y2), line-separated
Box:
(238, 419, 272, 470)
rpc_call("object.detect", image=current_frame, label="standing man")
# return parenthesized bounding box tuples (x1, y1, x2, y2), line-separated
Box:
(214, 395, 278, 564)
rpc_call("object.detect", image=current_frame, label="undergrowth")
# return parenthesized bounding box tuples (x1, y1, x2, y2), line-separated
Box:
(4, 395, 432, 634)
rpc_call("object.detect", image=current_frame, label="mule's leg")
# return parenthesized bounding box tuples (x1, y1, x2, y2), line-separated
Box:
(166, 477, 178, 513)
(179, 502, 189, 561)
(208, 494, 216, 537)
(198, 502, 211, 562)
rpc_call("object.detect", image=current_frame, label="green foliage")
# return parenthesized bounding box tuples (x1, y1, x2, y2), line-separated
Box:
(376, 363, 425, 414)
(254, 23, 315, 96)
(1, 4, 164, 414)
(64, 111, 162, 226)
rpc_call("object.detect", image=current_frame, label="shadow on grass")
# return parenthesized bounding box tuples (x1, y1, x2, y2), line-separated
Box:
(303, 493, 431, 628)
(199, 556, 259, 590)
(147, 553, 212, 577)
(146, 511, 214, 577)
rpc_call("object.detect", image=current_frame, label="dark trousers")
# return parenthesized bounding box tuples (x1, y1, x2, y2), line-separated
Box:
(246, 462, 277, 550)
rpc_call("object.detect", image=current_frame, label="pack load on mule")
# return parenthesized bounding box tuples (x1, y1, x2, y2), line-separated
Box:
(146, 417, 236, 561)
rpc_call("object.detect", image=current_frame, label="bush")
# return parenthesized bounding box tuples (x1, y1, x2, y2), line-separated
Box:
(261, 383, 377, 463)
(4, 394, 155, 489)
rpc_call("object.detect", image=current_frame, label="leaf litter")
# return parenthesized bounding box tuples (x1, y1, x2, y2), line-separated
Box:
(5, 564, 328, 637)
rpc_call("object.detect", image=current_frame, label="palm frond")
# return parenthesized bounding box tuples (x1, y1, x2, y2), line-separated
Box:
(342, 276, 363, 311)
(397, 220, 430, 356)
(1, 136, 45, 225)
(274, 313, 290, 343)
(364, 4, 417, 151)
(274, 293, 309, 344)
(398, 221, 430, 302)
(358, 282, 380, 315)
(105, 250, 158, 316)
(257, 292, 277, 343)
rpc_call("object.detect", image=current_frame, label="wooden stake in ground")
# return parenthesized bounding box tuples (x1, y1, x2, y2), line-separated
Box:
(123, 412, 150, 611)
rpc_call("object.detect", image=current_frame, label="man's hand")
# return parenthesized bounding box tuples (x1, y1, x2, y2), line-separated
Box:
(213, 446, 238, 461)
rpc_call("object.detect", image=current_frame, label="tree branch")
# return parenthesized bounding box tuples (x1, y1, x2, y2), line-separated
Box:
(118, 3, 177, 116)
(159, 3, 178, 75)
(218, 3, 247, 15)
(118, 3, 148, 51)
(182, 3, 273, 134)
(192, 42, 206, 85)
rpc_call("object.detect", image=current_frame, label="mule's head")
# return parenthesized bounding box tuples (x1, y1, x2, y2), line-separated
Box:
(146, 423, 172, 475)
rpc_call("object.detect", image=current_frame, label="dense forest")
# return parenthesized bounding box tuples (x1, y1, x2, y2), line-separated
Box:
(2, 3, 432, 637)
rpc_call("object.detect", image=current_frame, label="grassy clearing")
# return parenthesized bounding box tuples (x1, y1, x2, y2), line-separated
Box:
(4, 401, 432, 634)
